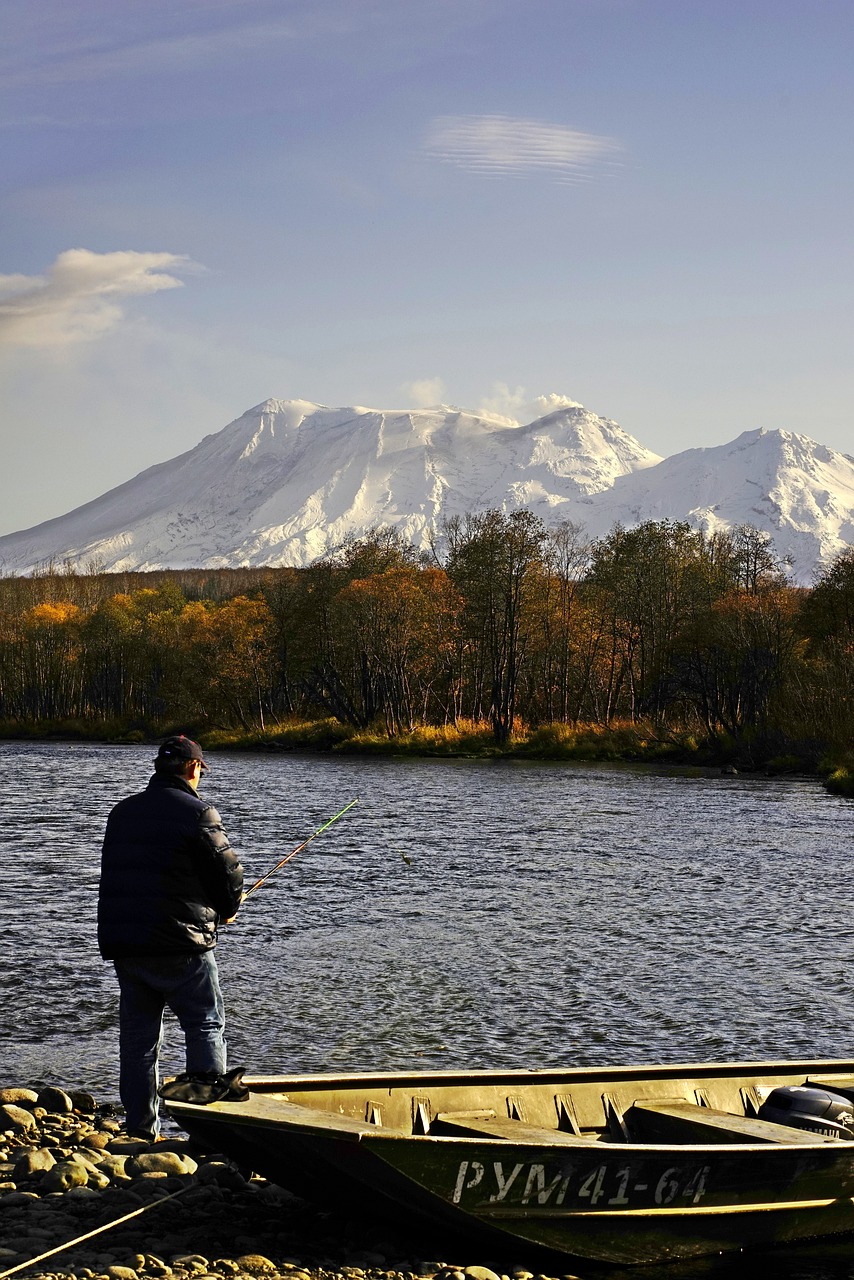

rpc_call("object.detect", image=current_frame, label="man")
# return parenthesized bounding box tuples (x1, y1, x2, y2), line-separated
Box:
(98, 735, 244, 1139)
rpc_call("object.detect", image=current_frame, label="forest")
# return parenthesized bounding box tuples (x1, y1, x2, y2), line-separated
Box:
(1, 512, 854, 781)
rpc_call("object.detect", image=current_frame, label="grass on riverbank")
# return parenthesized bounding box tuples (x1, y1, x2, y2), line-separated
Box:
(821, 752, 854, 798)
(0, 715, 839, 785)
(204, 716, 699, 760)
(205, 716, 753, 768)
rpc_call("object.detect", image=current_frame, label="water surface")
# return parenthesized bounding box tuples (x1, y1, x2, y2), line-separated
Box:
(3, 741, 854, 1278)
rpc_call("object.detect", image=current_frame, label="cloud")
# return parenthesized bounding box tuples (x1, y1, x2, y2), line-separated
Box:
(1, 19, 300, 89)
(402, 376, 446, 408)
(477, 384, 585, 423)
(424, 114, 621, 183)
(477, 382, 528, 424)
(1, 2, 461, 92)
(531, 392, 585, 415)
(0, 249, 193, 347)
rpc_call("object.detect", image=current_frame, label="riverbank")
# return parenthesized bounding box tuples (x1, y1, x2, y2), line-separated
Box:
(0, 715, 829, 777)
(0, 1086, 572, 1280)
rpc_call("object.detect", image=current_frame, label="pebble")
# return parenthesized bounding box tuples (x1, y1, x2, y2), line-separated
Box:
(37, 1087, 75, 1114)
(1, 1103, 38, 1131)
(0, 1081, 550, 1280)
(0, 1088, 39, 1107)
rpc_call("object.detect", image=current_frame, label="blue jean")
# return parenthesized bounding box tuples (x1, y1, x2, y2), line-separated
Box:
(113, 950, 227, 1137)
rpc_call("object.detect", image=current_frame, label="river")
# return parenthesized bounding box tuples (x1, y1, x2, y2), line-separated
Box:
(3, 740, 854, 1278)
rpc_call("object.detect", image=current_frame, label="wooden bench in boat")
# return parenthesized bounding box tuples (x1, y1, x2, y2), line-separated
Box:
(807, 1076, 854, 1099)
(433, 1111, 600, 1145)
(630, 1099, 839, 1145)
(171, 1093, 409, 1138)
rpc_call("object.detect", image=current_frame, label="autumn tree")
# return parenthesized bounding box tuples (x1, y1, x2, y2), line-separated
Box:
(444, 509, 547, 742)
(795, 549, 854, 749)
(334, 566, 462, 732)
(154, 596, 275, 730)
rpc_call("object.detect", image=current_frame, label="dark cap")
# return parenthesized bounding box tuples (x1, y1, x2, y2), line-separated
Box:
(154, 735, 208, 771)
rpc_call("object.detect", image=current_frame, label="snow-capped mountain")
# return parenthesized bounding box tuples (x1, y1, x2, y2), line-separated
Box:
(580, 427, 854, 577)
(0, 398, 852, 582)
(0, 399, 660, 573)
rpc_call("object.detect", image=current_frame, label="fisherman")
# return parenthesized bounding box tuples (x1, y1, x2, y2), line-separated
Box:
(97, 736, 244, 1139)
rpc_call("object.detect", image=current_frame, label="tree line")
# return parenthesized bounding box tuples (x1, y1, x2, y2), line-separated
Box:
(1, 513, 853, 763)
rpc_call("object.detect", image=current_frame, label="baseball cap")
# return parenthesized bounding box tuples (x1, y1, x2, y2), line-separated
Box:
(154, 735, 209, 771)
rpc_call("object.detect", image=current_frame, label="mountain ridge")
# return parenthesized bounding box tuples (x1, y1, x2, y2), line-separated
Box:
(1, 398, 851, 583)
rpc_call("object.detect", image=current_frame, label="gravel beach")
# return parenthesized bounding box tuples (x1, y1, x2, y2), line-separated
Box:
(0, 1088, 583, 1280)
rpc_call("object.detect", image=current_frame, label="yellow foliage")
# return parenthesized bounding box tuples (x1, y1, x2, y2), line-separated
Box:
(24, 602, 81, 627)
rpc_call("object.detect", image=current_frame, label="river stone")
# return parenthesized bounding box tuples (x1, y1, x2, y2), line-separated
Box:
(14, 1148, 57, 1179)
(37, 1086, 74, 1113)
(107, 1139, 151, 1156)
(67, 1184, 101, 1201)
(235, 1257, 277, 1274)
(42, 1160, 91, 1192)
(194, 1162, 243, 1189)
(106, 1268, 139, 1280)
(69, 1150, 102, 1170)
(463, 1270, 502, 1280)
(82, 1132, 111, 1151)
(138, 1254, 171, 1275)
(169, 1258, 210, 1273)
(1, 1104, 37, 1132)
(99, 1155, 131, 1182)
(128, 1152, 198, 1178)
(68, 1090, 97, 1114)
(0, 1088, 38, 1108)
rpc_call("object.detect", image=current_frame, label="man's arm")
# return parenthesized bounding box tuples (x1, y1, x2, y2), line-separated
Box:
(195, 806, 245, 919)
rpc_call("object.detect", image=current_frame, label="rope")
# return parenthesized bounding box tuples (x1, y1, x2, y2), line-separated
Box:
(0, 1183, 193, 1280)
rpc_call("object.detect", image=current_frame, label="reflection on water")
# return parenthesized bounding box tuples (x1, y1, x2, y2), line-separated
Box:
(3, 741, 854, 1279)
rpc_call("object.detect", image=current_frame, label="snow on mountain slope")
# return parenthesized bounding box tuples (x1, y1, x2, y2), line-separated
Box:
(580, 428, 854, 579)
(1, 398, 852, 582)
(0, 399, 660, 573)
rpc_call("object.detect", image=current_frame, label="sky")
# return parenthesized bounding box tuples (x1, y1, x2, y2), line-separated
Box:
(2, 0, 853, 536)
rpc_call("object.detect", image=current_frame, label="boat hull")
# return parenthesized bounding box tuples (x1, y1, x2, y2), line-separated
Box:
(166, 1058, 854, 1266)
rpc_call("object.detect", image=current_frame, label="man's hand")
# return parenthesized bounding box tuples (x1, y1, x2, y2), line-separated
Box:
(222, 890, 247, 925)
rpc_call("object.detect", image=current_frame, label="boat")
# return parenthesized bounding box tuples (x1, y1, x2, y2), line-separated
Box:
(164, 1056, 854, 1267)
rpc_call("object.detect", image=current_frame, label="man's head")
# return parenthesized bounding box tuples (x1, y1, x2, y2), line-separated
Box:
(154, 736, 208, 789)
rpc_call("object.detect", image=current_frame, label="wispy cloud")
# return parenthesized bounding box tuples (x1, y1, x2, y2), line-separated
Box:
(0, 19, 301, 90)
(0, 249, 194, 347)
(424, 114, 621, 183)
(1, 1, 461, 91)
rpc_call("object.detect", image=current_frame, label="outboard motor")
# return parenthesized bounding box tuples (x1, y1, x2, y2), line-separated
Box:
(758, 1085, 854, 1140)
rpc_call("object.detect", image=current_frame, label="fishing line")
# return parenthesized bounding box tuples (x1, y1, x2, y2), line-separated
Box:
(0, 1185, 193, 1280)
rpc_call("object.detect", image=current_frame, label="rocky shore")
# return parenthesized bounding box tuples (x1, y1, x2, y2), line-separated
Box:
(0, 1088, 583, 1280)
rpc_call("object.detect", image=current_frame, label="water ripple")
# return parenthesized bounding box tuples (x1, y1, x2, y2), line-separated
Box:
(4, 743, 852, 1096)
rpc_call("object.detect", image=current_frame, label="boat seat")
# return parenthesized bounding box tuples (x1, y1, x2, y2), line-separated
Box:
(433, 1111, 600, 1145)
(631, 1099, 839, 1145)
(168, 1093, 409, 1138)
(807, 1076, 854, 1100)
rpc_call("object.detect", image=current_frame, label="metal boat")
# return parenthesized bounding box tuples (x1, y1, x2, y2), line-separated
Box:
(165, 1057, 854, 1266)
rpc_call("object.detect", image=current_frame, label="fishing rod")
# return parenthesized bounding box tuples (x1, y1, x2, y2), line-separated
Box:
(243, 798, 360, 899)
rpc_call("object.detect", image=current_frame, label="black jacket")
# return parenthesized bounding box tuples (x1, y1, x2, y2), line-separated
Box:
(98, 772, 244, 959)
